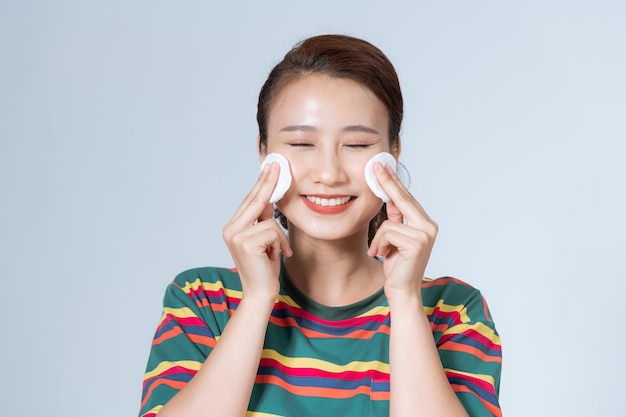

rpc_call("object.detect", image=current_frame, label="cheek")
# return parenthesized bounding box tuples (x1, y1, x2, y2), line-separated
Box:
(347, 163, 369, 188)
(285, 162, 307, 190)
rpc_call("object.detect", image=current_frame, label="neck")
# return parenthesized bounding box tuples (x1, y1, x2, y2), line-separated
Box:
(283, 226, 384, 307)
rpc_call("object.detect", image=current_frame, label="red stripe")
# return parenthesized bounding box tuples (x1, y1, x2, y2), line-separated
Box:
(268, 315, 390, 338)
(450, 383, 502, 417)
(439, 341, 502, 363)
(141, 379, 188, 409)
(255, 375, 372, 399)
(274, 301, 388, 326)
(259, 357, 389, 381)
(155, 314, 207, 333)
(447, 370, 496, 395)
(439, 328, 502, 353)
(144, 365, 197, 386)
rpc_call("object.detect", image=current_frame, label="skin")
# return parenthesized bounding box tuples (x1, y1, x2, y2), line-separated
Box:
(265, 74, 393, 306)
(157, 74, 469, 417)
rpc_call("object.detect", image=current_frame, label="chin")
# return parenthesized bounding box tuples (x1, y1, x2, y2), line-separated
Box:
(284, 216, 373, 243)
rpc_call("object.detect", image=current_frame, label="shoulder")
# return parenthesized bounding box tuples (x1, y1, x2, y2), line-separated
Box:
(162, 266, 243, 304)
(159, 266, 244, 325)
(421, 276, 480, 304)
(421, 276, 495, 323)
(171, 266, 241, 288)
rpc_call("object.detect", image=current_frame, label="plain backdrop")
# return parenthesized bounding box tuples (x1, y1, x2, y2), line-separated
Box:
(1, 1, 625, 416)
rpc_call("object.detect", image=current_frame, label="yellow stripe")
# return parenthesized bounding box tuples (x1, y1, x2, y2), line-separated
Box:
(356, 305, 390, 318)
(261, 349, 389, 373)
(161, 307, 199, 319)
(140, 405, 162, 417)
(179, 277, 204, 293)
(246, 412, 284, 417)
(443, 322, 501, 344)
(144, 360, 202, 379)
(276, 294, 299, 308)
(179, 278, 243, 299)
(277, 295, 390, 319)
(424, 300, 471, 322)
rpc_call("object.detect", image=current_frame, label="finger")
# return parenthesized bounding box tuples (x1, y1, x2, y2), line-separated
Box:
(368, 221, 433, 258)
(266, 232, 287, 261)
(250, 225, 291, 260)
(232, 162, 276, 218)
(367, 223, 403, 257)
(269, 221, 293, 257)
(374, 163, 436, 231)
(230, 163, 280, 226)
(255, 219, 293, 257)
(230, 220, 293, 259)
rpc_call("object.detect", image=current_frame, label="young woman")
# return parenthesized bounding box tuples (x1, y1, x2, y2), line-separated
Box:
(139, 34, 502, 417)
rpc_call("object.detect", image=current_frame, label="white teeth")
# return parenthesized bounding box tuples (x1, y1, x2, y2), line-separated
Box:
(306, 196, 351, 207)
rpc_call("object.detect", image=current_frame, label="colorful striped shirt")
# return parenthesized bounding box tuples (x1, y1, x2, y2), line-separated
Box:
(139, 264, 502, 417)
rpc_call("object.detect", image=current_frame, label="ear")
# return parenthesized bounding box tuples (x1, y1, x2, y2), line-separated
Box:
(257, 135, 267, 162)
(392, 137, 402, 160)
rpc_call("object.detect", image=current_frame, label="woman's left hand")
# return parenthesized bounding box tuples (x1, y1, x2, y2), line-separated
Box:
(367, 163, 438, 303)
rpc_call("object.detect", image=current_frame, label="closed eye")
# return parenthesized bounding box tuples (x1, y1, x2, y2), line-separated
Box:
(345, 143, 373, 149)
(288, 142, 314, 147)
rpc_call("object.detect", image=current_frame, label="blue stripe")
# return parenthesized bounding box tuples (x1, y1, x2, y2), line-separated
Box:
(445, 333, 502, 357)
(258, 366, 372, 390)
(448, 376, 499, 407)
(271, 307, 388, 336)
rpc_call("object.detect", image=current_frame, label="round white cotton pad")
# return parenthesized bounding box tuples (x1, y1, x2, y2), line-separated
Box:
(364, 152, 397, 203)
(260, 153, 292, 203)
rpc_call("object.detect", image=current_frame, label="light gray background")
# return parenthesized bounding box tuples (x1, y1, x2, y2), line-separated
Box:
(1, 1, 624, 416)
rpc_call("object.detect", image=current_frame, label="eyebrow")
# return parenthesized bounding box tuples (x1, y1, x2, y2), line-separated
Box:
(279, 124, 379, 134)
(279, 125, 317, 133)
(343, 125, 379, 135)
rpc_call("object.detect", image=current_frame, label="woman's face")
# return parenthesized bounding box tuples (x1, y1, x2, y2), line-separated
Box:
(264, 74, 398, 242)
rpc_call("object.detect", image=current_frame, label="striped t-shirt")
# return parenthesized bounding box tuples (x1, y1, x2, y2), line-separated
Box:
(139, 264, 502, 417)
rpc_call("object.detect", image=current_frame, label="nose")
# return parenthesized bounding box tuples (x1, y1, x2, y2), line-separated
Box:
(309, 150, 348, 186)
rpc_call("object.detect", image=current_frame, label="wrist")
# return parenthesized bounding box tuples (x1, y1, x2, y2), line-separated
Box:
(239, 290, 278, 314)
(384, 283, 423, 310)
(385, 287, 424, 315)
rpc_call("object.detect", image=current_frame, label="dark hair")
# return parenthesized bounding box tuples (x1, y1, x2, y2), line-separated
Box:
(256, 34, 404, 244)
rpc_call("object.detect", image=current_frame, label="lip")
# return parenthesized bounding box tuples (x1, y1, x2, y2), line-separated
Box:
(301, 195, 355, 214)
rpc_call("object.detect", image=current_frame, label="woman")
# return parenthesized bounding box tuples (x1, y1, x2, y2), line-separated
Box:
(139, 34, 502, 417)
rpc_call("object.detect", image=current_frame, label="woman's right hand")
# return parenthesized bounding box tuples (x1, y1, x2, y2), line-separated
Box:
(223, 162, 292, 302)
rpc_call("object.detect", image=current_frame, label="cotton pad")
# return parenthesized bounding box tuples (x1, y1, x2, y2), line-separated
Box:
(260, 153, 292, 203)
(364, 152, 397, 203)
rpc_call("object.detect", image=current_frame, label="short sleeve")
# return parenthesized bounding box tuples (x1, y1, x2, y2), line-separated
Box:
(425, 278, 502, 417)
(138, 268, 237, 416)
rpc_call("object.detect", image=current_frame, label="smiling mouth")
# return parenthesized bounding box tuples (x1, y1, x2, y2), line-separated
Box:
(305, 196, 353, 207)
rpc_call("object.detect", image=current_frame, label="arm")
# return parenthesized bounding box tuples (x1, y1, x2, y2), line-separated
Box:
(387, 289, 470, 417)
(369, 163, 500, 416)
(139, 273, 274, 417)
(433, 284, 502, 416)
(156, 293, 276, 417)
(140, 162, 291, 417)
(386, 284, 502, 417)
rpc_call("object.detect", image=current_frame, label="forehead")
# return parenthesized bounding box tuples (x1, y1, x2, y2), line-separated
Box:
(267, 74, 389, 134)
